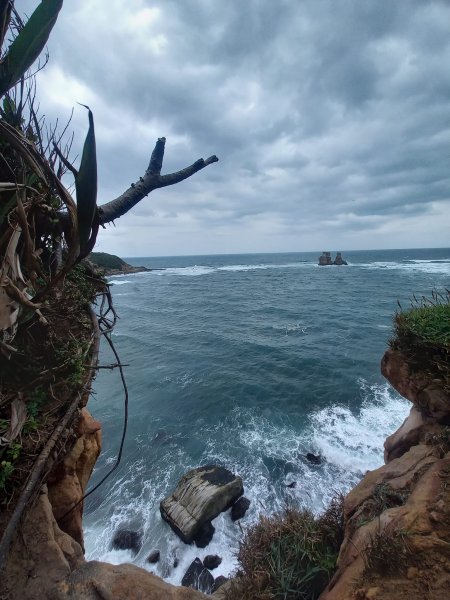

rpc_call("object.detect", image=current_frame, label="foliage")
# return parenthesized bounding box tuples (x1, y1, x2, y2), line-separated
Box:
(390, 290, 449, 393)
(75, 105, 98, 257)
(393, 290, 450, 349)
(89, 252, 127, 270)
(235, 498, 344, 600)
(363, 528, 412, 576)
(0, 0, 63, 97)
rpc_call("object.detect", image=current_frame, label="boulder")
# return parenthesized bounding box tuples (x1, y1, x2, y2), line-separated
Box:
(194, 520, 215, 548)
(212, 576, 228, 593)
(231, 496, 251, 521)
(306, 452, 323, 465)
(181, 558, 214, 594)
(203, 554, 222, 570)
(147, 550, 160, 564)
(160, 465, 243, 544)
(111, 529, 142, 554)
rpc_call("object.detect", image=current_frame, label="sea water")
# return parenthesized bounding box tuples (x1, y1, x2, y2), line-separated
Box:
(83, 248, 450, 584)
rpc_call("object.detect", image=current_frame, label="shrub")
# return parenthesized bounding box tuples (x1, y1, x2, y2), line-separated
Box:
(235, 498, 344, 600)
(363, 528, 411, 576)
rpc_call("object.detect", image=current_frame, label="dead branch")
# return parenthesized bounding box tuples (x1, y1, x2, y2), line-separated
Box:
(98, 137, 218, 224)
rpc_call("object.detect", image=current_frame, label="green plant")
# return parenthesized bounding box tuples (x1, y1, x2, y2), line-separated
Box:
(0, 0, 63, 97)
(236, 500, 344, 600)
(363, 528, 411, 576)
(390, 291, 449, 394)
(0, 460, 14, 492)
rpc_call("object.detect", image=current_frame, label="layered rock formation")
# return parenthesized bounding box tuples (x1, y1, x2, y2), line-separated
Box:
(319, 348, 450, 600)
(0, 408, 208, 600)
(160, 465, 243, 546)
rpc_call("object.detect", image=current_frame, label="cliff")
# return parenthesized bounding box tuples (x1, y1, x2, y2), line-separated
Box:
(88, 252, 152, 276)
(1, 300, 448, 599)
(318, 300, 450, 600)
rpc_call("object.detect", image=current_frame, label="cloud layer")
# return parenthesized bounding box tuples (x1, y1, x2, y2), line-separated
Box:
(25, 0, 450, 255)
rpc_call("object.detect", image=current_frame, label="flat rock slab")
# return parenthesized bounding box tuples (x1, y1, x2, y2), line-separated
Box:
(160, 465, 243, 544)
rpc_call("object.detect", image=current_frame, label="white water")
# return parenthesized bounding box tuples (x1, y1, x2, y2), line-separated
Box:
(84, 381, 409, 585)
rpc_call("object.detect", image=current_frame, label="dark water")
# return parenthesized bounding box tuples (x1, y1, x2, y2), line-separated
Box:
(84, 248, 450, 583)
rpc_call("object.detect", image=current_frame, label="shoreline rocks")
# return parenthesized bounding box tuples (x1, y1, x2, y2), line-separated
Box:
(181, 558, 214, 594)
(160, 465, 243, 546)
(111, 529, 142, 554)
(231, 496, 251, 521)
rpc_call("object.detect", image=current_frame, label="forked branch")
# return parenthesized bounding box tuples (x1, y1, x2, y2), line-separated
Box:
(97, 137, 218, 224)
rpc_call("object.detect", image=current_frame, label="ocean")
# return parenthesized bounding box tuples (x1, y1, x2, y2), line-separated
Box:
(83, 248, 450, 584)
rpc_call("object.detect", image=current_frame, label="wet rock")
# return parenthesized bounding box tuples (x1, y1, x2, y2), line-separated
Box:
(231, 496, 251, 521)
(212, 576, 228, 592)
(286, 481, 297, 489)
(160, 465, 243, 544)
(181, 558, 214, 593)
(194, 520, 215, 548)
(147, 550, 160, 564)
(305, 452, 323, 465)
(203, 554, 222, 570)
(111, 529, 142, 554)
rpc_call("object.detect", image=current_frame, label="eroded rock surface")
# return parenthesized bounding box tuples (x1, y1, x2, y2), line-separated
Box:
(47, 408, 101, 550)
(318, 347, 450, 600)
(160, 465, 243, 544)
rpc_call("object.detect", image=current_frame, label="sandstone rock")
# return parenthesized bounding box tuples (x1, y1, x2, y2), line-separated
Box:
(147, 550, 160, 563)
(160, 465, 243, 544)
(231, 496, 251, 521)
(203, 554, 222, 570)
(1, 486, 84, 600)
(384, 406, 439, 462)
(381, 349, 450, 422)
(111, 529, 142, 554)
(181, 558, 214, 594)
(47, 408, 101, 550)
(54, 560, 208, 599)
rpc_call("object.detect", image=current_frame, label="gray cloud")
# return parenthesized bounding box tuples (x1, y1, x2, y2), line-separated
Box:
(21, 0, 450, 255)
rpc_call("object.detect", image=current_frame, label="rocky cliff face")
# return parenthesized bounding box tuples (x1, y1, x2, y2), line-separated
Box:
(319, 348, 450, 600)
(1, 407, 208, 600)
(2, 347, 449, 599)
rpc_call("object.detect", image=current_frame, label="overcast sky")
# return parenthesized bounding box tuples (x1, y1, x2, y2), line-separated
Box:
(22, 0, 450, 256)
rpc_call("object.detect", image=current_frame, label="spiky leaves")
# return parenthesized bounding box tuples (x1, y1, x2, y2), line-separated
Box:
(75, 105, 98, 259)
(0, 0, 63, 98)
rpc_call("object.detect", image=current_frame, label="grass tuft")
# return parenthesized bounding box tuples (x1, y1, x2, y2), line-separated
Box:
(234, 498, 344, 600)
(363, 528, 412, 576)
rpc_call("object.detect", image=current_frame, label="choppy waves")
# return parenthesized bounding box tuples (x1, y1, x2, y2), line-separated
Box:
(84, 381, 408, 585)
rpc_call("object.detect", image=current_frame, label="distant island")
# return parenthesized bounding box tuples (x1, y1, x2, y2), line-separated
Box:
(88, 252, 152, 276)
(318, 251, 348, 266)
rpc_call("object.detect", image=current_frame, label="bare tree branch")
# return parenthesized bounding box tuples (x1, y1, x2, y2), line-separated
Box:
(97, 138, 218, 225)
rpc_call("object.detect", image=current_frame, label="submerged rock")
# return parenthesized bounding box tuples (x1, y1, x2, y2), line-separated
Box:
(203, 554, 222, 570)
(305, 452, 323, 465)
(147, 550, 160, 564)
(231, 496, 251, 521)
(160, 465, 243, 545)
(111, 529, 142, 554)
(181, 558, 214, 593)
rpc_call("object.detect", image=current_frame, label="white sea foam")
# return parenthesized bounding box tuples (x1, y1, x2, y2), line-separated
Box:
(108, 279, 133, 285)
(149, 262, 312, 277)
(84, 381, 409, 586)
(358, 259, 450, 275)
